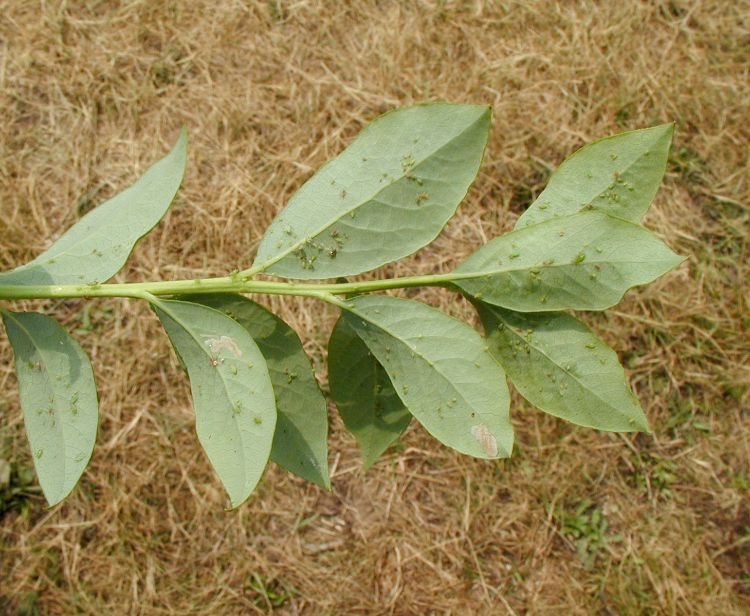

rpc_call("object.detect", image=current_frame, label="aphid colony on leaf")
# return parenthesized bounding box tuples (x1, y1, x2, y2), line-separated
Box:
(0, 103, 681, 509)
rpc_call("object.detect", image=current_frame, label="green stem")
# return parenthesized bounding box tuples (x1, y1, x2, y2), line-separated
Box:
(0, 272, 467, 302)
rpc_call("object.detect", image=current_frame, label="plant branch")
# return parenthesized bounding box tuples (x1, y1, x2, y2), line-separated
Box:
(0, 272, 470, 302)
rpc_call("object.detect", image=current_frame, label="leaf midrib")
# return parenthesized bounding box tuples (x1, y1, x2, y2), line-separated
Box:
(459, 215, 676, 279)
(1, 136, 185, 282)
(157, 301, 256, 495)
(494, 310, 631, 418)
(346, 305, 483, 428)
(4, 312, 70, 500)
(521, 127, 668, 227)
(256, 111, 487, 272)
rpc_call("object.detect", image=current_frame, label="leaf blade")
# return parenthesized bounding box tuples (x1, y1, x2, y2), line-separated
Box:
(253, 103, 490, 279)
(182, 294, 330, 489)
(341, 296, 512, 459)
(328, 315, 411, 470)
(475, 302, 650, 432)
(455, 211, 684, 311)
(154, 299, 276, 508)
(0, 129, 188, 286)
(516, 124, 673, 229)
(1, 311, 99, 506)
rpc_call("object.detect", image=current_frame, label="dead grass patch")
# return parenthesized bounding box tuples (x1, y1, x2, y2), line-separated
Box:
(1, 0, 748, 613)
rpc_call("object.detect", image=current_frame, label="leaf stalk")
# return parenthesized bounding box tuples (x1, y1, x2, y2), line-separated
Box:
(0, 273, 463, 302)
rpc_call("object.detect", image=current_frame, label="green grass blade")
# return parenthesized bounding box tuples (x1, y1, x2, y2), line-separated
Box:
(252, 103, 490, 279)
(328, 315, 411, 470)
(1, 311, 99, 506)
(154, 299, 276, 508)
(0, 129, 187, 286)
(475, 303, 650, 432)
(182, 294, 330, 489)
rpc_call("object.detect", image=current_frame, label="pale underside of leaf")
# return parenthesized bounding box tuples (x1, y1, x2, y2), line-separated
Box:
(182, 293, 330, 489)
(475, 303, 649, 432)
(154, 299, 276, 508)
(455, 211, 684, 312)
(1, 311, 99, 506)
(0, 128, 187, 286)
(341, 295, 512, 459)
(516, 123, 673, 229)
(252, 103, 491, 279)
(328, 316, 411, 470)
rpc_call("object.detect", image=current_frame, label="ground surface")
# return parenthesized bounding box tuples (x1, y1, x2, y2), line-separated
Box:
(0, 1, 748, 614)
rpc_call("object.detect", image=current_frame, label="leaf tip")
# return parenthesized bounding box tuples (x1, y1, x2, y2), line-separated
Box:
(172, 126, 189, 164)
(41, 485, 72, 509)
(224, 492, 251, 511)
(625, 400, 651, 434)
(666, 251, 688, 273)
(317, 468, 333, 491)
(632, 416, 652, 434)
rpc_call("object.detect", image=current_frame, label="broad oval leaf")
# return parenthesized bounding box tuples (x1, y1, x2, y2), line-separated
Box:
(341, 295, 512, 459)
(0, 129, 187, 286)
(516, 124, 673, 229)
(154, 299, 276, 508)
(328, 315, 411, 470)
(454, 211, 684, 312)
(252, 103, 490, 279)
(475, 302, 649, 432)
(182, 293, 329, 489)
(1, 311, 99, 506)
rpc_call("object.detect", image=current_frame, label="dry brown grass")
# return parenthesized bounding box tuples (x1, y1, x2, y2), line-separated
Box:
(1, 0, 748, 613)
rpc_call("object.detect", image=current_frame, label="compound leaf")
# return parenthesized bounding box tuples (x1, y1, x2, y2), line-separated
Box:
(328, 316, 411, 470)
(183, 294, 329, 489)
(516, 124, 673, 229)
(341, 295, 512, 459)
(454, 211, 684, 312)
(253, 103, 490, 279)
(154, 299, 276, 508)
(1, 311, 99, 506)
(0, 129, 187, 286)
(475, 302, 649, 432)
